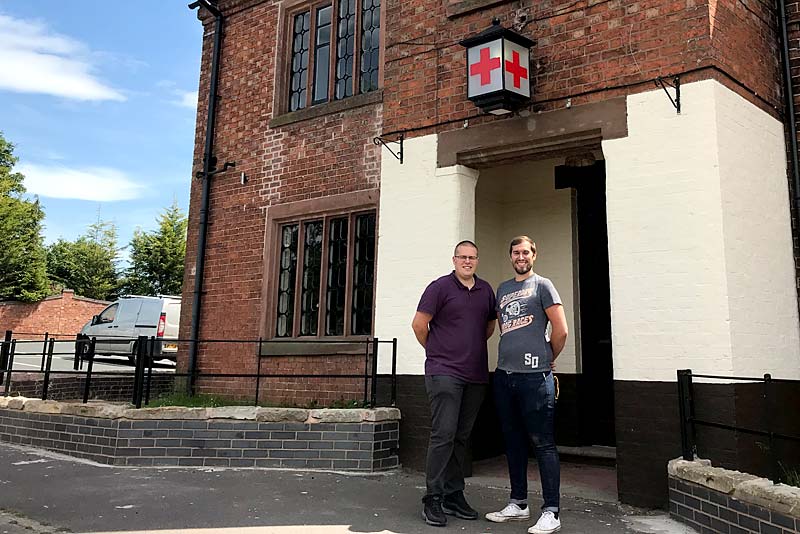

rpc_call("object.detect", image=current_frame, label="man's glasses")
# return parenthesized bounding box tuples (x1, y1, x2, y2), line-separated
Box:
(454, 255, 478, 262)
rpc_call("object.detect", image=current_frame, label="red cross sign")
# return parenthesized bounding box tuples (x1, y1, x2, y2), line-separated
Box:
(505, 50, 528, 89)
(470, 47, 501, 86)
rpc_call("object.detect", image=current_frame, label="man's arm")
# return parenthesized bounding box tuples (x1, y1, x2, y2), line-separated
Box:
(545, 304, 568, 360)
(486, 318, 496, 339)
(411, 311, 433, 348)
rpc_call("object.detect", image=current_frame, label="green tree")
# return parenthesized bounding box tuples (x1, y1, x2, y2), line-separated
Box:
(122, 202, 187, 296)
(0, 131, 49, 302)
(47, 218, 120, 301)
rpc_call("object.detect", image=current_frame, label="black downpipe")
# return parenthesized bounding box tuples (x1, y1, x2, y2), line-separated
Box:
(187, 0, 224, 394)
(778, 0, 800, 216)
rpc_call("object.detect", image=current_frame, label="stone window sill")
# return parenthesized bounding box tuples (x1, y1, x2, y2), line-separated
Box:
(260, 340, 372, 356)
(270, 90, 383, 128)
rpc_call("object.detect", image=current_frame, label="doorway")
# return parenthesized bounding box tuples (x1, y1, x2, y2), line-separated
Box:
(555, 160, 615, 447)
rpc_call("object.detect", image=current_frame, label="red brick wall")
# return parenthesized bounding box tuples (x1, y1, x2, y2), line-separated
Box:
(180, 1, 381, 381)
(0, 290, 109, 338)
(382, 0, 781, 134)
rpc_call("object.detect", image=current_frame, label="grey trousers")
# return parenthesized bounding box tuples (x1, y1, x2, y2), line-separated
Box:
(425, 375, 486, 497)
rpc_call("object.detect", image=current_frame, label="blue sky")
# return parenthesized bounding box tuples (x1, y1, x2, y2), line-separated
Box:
(0, 0, 203, 258)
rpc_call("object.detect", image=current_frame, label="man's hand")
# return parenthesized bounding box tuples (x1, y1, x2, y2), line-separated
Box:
(411, 311, 433, 348)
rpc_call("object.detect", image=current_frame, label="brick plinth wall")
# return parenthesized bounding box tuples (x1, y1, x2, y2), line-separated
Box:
(669, 477, 799, 534)
(0, 400, 401, 472)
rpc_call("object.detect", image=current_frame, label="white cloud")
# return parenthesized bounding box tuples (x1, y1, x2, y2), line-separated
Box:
(0, 14, 125, 101)
(19, 163, 144, 201)
(175, 89, 198, 109)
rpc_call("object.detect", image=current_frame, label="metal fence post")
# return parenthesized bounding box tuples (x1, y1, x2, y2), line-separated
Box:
(133, 336, 148, 408)
(74, 334, 83, 371)
(677, 369, 696, 460)
(3, 340, 16, 396)
(82, 338, 96, 404)
(763, 373, 777, 482)
(363, 339, 370, 406)
(144, 337, 155, 406)
(41, 338, 55, 400)
(39, 332, 49, 372)
(391, 338, 397, 407)
(370, 338, 379, 407)
(254, 337, 262, 407)
(0, 330, 11, 386)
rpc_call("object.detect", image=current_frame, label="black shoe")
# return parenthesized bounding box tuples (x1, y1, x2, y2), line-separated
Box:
(422, 495, 447, 527)
(442, 490, 479, 520)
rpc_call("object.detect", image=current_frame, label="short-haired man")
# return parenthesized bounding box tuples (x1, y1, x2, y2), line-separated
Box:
(485, 236, 568, 534)
(412, 240, 497, 527)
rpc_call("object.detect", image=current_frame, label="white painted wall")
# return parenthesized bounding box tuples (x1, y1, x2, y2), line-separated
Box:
(476, 160, 578, 372)
(603, 79, 800, 382)
(714, 83, 800, 378)
(374, 134, 479, 374)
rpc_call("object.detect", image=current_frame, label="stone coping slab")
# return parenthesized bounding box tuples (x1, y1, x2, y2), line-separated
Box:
(0, 396, 401, 424)
(668, 458, 800, 518)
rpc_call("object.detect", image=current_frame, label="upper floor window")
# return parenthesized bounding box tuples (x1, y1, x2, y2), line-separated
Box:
(288, 0, 381, 112)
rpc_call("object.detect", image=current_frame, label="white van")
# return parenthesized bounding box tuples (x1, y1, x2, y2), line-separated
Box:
(79, 295, 181, 362)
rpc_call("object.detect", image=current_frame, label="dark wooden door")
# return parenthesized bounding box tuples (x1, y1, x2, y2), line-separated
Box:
(555, 161, 615, 446)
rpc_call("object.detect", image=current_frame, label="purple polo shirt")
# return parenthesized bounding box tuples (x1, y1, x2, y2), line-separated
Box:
(417, 271, 496, 384)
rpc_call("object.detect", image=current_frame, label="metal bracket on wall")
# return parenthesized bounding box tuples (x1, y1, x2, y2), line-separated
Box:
(373, 133, 404, 164)
(654, 76, 681, 114)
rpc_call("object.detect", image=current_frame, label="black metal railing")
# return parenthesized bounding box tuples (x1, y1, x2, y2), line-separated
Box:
(677, 369, 800, 482)
(0, 330, 398, 410)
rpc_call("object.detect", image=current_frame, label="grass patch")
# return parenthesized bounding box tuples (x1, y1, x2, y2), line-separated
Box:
(146, 393, 369, 409)
(146, 393, 250, 408)
(780, 463, 800, 488)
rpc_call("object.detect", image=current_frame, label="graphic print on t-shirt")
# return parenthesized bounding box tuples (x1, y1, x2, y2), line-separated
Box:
(498, 287, 534, 334)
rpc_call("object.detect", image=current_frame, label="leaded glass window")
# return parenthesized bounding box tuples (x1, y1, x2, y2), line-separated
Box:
(325, 217, 348, 335)
(289, 12, 311, 112)
(359, 0, 380, 93)
(335, 0, 356, 100)
(312, 5, 332, 104)
(273, 211, 375, 338)
(300, 221, 323, 335)
(286, 0, 380, 111)
(351, 212, 375, 335)
(276, 224, 299, 337)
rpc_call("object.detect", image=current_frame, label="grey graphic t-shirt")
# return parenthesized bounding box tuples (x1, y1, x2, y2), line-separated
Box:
(496, 273, 562, 373)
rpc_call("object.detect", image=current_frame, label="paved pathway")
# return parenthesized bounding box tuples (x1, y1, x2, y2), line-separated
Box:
(0, 443, 695, 534)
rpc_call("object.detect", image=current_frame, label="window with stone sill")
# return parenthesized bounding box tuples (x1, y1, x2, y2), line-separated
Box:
(287, 0, 381, 112)
(275, 210, 376, 338)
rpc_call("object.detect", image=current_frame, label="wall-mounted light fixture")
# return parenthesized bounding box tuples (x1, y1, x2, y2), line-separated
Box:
(460, 18, 534, 115)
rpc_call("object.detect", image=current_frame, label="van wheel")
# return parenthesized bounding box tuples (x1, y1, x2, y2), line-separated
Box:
(128, 342, 137, 364)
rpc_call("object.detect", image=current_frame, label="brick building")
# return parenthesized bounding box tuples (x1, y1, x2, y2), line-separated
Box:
(0, 290, 108, 338)
(182, 0, 800, 507)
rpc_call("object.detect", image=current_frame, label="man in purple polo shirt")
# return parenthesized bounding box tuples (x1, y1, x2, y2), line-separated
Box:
(411, 240, 497, 527)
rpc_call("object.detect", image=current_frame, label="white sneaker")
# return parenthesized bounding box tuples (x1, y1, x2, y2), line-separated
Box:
(485, 503, 531, 523)
(528, 510, 561, 534)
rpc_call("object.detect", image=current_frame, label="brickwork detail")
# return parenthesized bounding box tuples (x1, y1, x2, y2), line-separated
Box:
(6, 375, 175, 403)
(669, 477, 799, 534)
(0, 409, 399, 471)
(0, 290, 108, 338)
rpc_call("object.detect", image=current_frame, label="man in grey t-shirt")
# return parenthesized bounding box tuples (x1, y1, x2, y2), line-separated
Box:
(486, 236, 568, 534)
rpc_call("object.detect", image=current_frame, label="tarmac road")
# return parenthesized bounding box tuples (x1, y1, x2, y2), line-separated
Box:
(6, 340, 175, 374)
(0, 442, 694, 534)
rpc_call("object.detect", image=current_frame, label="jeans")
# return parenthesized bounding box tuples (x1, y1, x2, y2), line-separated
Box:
(493, 370, 560, 512)
(425, 375, 486, 497)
